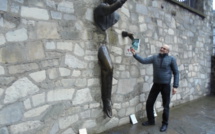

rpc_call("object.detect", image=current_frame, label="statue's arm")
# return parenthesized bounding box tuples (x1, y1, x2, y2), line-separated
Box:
(99, 0, 127, 16)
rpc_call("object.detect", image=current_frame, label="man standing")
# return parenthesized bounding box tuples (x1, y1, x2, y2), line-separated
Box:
(130, 45, 179, 132)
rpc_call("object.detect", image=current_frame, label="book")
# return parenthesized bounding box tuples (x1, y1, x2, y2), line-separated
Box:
(132, 39, 140, 50)
(79, 128, 87, 134)
(130, 114, 138, 124)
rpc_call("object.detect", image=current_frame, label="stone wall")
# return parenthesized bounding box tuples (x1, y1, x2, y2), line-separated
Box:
(0, 0, 213, 134)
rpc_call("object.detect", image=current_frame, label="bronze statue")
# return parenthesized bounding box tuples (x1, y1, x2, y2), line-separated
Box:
(94, 0, 127, 118)
(98, 45, 113, 118)
(94, 0, 127, 31)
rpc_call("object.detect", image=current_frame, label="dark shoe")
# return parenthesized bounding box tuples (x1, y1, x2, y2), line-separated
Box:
(103, 99, 112, 118)
(160, 124, 168, 132)
(142, 121, 155, 126)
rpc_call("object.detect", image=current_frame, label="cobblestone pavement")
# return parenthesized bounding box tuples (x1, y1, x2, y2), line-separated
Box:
(99, 95, 215, 134)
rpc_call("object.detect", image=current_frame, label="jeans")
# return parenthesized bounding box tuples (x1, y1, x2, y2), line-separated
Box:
(146, 83, 171, 125)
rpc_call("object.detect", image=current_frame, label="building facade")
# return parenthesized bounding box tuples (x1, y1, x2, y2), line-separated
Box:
(0, 0, 213, 134)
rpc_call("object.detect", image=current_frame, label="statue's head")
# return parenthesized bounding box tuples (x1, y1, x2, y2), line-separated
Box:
(104, 0, 117, 5)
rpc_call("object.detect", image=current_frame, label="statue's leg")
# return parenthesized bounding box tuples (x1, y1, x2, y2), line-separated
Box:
(98, 45, 113, 118)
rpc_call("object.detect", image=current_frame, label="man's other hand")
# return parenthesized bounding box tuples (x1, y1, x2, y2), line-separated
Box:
(172, 88, 177, 95)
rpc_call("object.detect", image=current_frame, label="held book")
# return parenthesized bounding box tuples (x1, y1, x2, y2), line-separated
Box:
(132, 39, 140, 50)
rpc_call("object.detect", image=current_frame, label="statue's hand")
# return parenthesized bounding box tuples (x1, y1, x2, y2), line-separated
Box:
(119, 0, 127, 7)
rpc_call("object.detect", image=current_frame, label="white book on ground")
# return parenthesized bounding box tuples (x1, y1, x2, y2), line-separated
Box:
(130, 114, 138, 124)
(79, 128, 87, 134)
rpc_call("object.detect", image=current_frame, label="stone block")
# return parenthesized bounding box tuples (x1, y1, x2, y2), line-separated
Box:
(63, 14, 76, 20)
(65, 54, 87, 69)
(59, 68, 71, 76)
(57, 1, 74, 13)
(11, 3, 19, 13)
(57, 41, 74, 51)
(119, 117, 129, 126)
(58, 115, 79, 129)
(73, 88, 93, 105)
(21, 6, 49, 20)
(0, 43, 25, 64)
(91, 109, 103, 118)
(61, 79, 76, 88)
(4, 77, 40, 104)
(8, 63, 39, 74)
(72, 70, 81, 77)
(29, 70, 46, 83)
(126, 107, 135, 116)
(0, 127, 9, 134)
(24, 105, 50, 118)
(0, 34, 6, 45)
(47, 88, 75, 102)
(136, 4, 148, 15)
(48, 68, 59, 80)
(117, 79, 136, 94)
(111, 46, 122, 55)
(62, 128, 75, 134)
(0, 102, 23, 125)
(0, 66, 5, 75)
(0, 88, 3, 96)
(80, 110, 91, 119)
(51, 11, 62, 20)
(40, 59, 59, 68)
(60, 31, 80, 40)
(9, 121, 43, 134)
(45, 42, 56, 50)
(36, 22, 59, 39)
(6, 28, 28, 42)
(74, 43, 85, 56)
(85, 8, 93, 21)
(32, 93, 45, 107)
(82, 120, 97, 128)
(26, 41, 45, 61)
(129, 96, 139, 106)
(0, 0, 7, 11)
(87, 78, 100, 86)
(24, 98, 31, 110)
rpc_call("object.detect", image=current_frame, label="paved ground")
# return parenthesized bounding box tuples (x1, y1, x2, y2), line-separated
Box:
(99, 95, 215, 134)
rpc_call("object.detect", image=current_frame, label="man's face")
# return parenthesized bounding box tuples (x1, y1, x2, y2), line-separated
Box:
(159, 45, 169, 54)
(105, 0, 117, 5)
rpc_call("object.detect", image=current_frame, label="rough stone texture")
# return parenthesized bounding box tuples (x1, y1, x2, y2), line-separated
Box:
(4, 77, 40, 104)
(0, 0, 8, 11)
(0, 127, 9, 134)
(6, 28, 28, 42)
(0, 0, 213, 134)
(117, 79, 137, 94)
(9, 121, 43, 134)
(0, 102, 24, 125)
(21, 6, 49, 20)
(24, 105, 50, 118)
(58, 115, 79, 129)
(73, 88, 93, 105)
(0, 34, 6, 45)
(29, 70, 46, 83)
(36, 22, 59, 39)
(65, 54, 87, 69)
(47, 88, 75, 102)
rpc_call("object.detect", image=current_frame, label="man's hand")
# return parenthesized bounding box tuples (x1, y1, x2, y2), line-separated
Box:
(130, 47, 135, 55)
(172, 88, 177, 95)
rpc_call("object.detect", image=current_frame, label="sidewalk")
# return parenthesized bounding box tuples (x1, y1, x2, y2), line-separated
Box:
(99, 95, 215, 134)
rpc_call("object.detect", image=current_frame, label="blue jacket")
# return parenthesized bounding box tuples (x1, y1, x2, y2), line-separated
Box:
(133, 53, 179, 88)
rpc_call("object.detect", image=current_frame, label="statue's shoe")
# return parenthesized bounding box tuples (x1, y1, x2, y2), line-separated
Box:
(103, 99, 112, 118)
